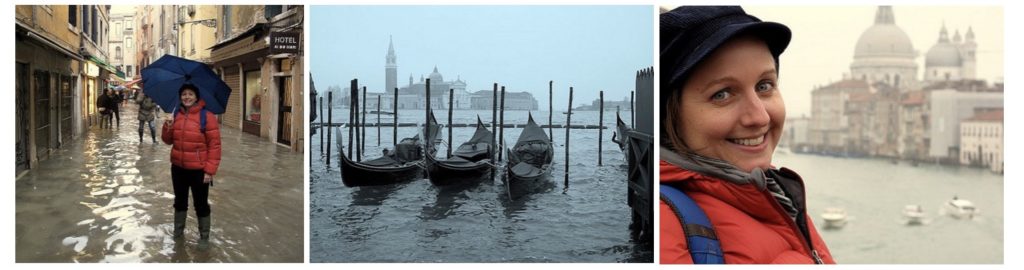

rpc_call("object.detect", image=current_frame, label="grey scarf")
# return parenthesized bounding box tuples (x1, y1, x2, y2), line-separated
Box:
(661, 147, 799, 221)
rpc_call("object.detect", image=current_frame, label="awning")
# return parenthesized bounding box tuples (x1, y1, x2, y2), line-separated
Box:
(87, 55, 120, 75)
(124, 78, 143, 87)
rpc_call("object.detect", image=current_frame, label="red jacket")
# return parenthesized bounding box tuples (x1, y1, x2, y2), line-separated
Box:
(660, 160, 835, 264)
(162, 100, 222, 175)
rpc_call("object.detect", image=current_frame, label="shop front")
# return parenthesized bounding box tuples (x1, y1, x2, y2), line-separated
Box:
(15, 22, 84, 172)
(210, 23, 267, 136)
(211, 23, 304, 151)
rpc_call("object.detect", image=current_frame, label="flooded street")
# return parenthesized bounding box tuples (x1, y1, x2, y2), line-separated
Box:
(15, 104, 304, 263)
(310, 109, 651, 263)
(775, 152, 1003, 263)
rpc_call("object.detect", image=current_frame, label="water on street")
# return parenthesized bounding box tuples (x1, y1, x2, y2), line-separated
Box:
(15, 103, 304, 262)
(309, 108, 651, 262)
(775, 152, 1003, 264)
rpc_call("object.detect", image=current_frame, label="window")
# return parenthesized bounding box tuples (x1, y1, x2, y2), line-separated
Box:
(126, 37, 132, 48)
(82, 6, 90, 38)
(68, 5, 77, 28)
(244, 70, 262, 122)
(91, 6, 98, 41)
(126, 19, 132, 29)
(115, 46, 122, 60)
(221, 6, 232, 39)
(127, 66, 133, 78)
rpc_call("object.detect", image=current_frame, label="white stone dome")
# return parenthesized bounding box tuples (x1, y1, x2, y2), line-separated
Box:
(854, 24, 916, 59)
(926, 42, 962, 67)
(429, 66, 444, 83)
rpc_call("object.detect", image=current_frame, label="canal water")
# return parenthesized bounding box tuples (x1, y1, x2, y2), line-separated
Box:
(309, 108, 651, 262)
(774, 152, 1003, 264)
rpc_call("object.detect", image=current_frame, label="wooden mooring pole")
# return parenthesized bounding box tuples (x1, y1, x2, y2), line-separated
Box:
(498, 86, 506, 162)
(361, 87, 367, 155)
(565, 86, 573, 190)
(491, 83, 498, 181)
(319, 96, 324, 157)
(393, 87, 398, 145)
(598, 90, 603, 167)
(448, 88, 454, 158)
(326, 92, 332, 166)
(548, 80, 553, 141)
(377, 95, 381, 146)
(355, 82, 362, 162)
(347, 80, 353, 161)
(425, 79, 431, 151)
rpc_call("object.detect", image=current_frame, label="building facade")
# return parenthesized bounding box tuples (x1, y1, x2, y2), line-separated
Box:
(809, 79, 868, 154)
(782, 116, 811, 152)
(210, 5, 304, 151)
(470, 90, 538, 110)
(175, 5, 218, 64)
(806, 5, 1001, 165)
(15, 5, 110, 176)
(108, 8, 135, 80)
(927, 87, 1002, 162)
(959, 109, 1002, 173)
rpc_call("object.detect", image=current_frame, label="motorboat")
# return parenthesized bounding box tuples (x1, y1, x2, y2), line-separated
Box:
(902, 204, 926, 225)
(820, 207, 848, 229)
(943, 197, 978, 219)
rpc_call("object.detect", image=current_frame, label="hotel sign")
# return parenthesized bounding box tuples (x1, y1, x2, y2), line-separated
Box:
(270, 31, 300, 54)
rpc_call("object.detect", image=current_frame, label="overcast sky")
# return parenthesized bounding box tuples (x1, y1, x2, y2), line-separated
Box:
(741, 5, 1005, 118)
(310, 5, 654, 108)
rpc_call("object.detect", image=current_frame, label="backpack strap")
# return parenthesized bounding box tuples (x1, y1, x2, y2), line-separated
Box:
(660, 184, 724, 264)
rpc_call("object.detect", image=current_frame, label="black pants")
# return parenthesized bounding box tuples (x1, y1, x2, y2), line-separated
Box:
(112, 109, 120, 126)
(171, 165, 211, 217)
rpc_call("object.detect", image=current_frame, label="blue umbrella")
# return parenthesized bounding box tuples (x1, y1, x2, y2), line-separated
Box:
(140, 54, 231, 114)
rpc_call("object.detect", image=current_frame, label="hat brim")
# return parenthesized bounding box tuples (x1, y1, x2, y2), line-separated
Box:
(672, 21, 792, 91)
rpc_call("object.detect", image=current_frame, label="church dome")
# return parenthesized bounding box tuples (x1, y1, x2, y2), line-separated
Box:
(853, 6, 915, 59)
(854, 24, 915, 58)
(925, 26, 962, 67)
(925, 42, 962, 67)
(429, 66, 444, 83)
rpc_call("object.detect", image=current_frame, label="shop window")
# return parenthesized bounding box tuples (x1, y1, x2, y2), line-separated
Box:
(244, 70, 262, 122)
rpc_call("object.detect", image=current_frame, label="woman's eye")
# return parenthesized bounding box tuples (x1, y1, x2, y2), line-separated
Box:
(711, 89, 731, 101)
(756, 81, 774, 92)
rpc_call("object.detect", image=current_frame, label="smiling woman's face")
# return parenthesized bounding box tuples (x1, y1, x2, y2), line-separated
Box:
(675, 35, 785, 172)
(180, 88, 198, 107)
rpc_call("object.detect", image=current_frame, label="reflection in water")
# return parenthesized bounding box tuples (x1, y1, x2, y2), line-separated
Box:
(15, 106, 303, 263)
(419, 180, 483, 221)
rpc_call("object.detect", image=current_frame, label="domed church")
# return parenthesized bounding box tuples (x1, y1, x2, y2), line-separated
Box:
(924, 25, 977, 82)
(850, 6, 918, 89)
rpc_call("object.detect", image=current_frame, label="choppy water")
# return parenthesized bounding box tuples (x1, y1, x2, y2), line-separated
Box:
(15, 106, 304, 262)
(774, 152, 1003, 264)
(309, 108, 652, 262)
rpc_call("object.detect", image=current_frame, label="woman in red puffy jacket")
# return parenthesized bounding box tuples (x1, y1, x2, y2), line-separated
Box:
(161, 84, 221, 250)
(660, 6, 834, 264)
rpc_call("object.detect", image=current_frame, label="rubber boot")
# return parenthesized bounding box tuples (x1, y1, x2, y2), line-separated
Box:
(173, 211, 187, 240)
(197, 216, 211, 250)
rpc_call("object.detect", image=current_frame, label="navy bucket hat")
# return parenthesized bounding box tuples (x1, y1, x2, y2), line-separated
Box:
(660, 6, 792, 142)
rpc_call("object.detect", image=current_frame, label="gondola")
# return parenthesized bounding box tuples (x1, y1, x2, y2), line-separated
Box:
(338, 111, 440, 187)
(426, 117, 494, 186)
(612, 111, 631, 162)
(504, 113, 554, 198)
